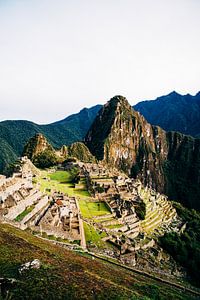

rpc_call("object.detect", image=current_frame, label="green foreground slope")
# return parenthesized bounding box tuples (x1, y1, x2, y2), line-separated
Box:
(0, 223, 195, 300)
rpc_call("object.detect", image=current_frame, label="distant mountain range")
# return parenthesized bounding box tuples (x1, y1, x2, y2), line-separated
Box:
(0, 91, 199, 172)
(134, 91, 200, 138)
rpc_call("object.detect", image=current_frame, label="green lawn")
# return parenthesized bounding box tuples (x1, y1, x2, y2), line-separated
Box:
(79, 200, 111, 219)
(49, 171, 72, 183)
(36, 170, 110, 218)
(83, 222, 107, 248)
(15, 205, 35, 222)
(36, 170, 76, 196)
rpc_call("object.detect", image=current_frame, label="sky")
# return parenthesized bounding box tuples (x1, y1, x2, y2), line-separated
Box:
(0, 0, 200, 124)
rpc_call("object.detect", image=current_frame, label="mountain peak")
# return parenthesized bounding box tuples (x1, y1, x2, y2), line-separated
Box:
(85, 95, 136, 164)
(167, 91, 180, 97)
(106, 95, 130, 108)
(23, 133, 54, 160)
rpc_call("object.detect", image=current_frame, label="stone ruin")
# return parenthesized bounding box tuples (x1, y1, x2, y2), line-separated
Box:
(37, 192, 82, 243)
(0, 157, 85, 248)
(80, 162, 182, 262)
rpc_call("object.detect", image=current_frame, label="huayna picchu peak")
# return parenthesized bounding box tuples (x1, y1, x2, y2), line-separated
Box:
(85, 96, 200, 211)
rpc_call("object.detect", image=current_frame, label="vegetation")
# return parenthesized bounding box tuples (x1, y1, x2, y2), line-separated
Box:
(135, 200, 146, 220)
(36, 170, 76, 196)
(83, 222, 107, 248)
(79, 200, 111, 219)
(0, 137, 17, 174)
(159, 202, 200, 286)
(15, 205, 35, 222)
(163, 134, 200, 211)
(49, 169, 79, 183)
(33, 149, 58, 168)
(0, 105, 101, 173)
(68, 142, 95, 163)
(134, 91, 200, 138)
(0, 223, 195, 299)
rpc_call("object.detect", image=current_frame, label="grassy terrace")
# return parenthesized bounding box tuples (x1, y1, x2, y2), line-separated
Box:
(36, 170, 76, 196)
(83, 222, 107, 248)
(36, 170, 111, 217)
(15, 205, 35, 222)
(106, 224, 124, 229)
(79, 201, 111, 219)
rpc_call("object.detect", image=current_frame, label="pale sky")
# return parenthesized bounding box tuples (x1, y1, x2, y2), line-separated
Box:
(0, 0, 200, 124)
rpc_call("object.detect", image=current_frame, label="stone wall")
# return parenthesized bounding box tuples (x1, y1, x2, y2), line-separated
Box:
(21, 196, 49, 225)
(5, 190, 42, 220)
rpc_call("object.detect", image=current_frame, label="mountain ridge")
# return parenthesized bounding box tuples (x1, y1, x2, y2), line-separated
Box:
(134, 91, 200, 137)
(0, 91, 200, 174)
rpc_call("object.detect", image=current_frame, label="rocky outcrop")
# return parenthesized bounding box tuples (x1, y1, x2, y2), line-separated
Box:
(23, 133, 55, 160)
(68, 142, 95, 163)
(85, 96, 200, 210)
(56, 145, 68, 158)
(23, 134, 95, 166)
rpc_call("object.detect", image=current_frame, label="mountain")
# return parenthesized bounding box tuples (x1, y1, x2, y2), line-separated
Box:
(23, 133, 55, 160)
(1, 90, 200, 174)
(134, 91, 200, 137)
(23, 133, 95, 167)
(85, 96, 200, 210)
(0, 105, 101, 173)
(67, 141, 96, 162)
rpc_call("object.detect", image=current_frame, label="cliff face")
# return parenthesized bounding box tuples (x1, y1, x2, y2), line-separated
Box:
(85, 96, 200, 210)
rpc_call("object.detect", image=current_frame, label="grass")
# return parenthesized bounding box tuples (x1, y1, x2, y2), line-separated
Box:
(0, 219, 195, 299)
(35, 170, 112, 249)
(79, 200, 111, 219)
(35, 169, 111, 219)
(94, 217, 115, 223)
(83, 222, 108, 248)
(36, 170, 91, 198)
(106, 224, 124, 229)
(15, 205, 35, 222)
(49, 170, 72, 182)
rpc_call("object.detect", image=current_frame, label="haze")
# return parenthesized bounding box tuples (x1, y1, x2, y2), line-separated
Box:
(0, 0, 200, 124)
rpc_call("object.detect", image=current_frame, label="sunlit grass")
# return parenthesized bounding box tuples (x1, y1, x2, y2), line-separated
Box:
(15, 205, 35, 222)
(79, 200, 111, 218)
(83, 222, 107, 248)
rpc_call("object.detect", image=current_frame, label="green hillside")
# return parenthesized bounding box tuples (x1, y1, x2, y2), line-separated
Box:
(0, 105, 101, 173)
(0, 223, 196, 300)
